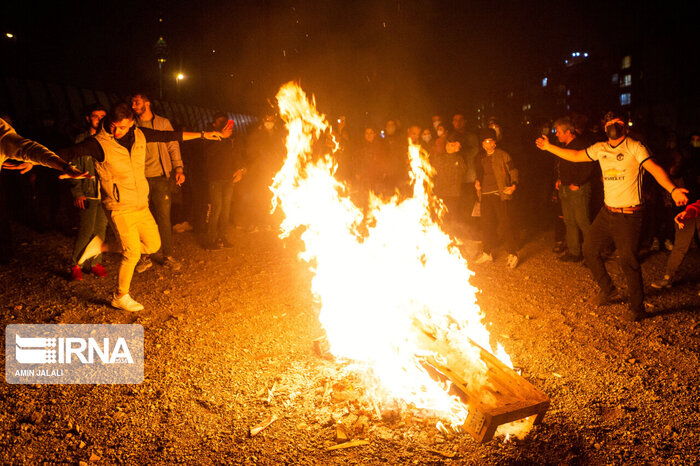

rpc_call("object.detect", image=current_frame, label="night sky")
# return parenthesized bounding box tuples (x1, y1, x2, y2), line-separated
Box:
(1, 1, 696, 125)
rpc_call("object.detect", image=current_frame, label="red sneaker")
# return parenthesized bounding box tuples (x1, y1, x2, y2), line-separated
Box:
(71, 265, 83, 281)
(90, 263, 108, 277)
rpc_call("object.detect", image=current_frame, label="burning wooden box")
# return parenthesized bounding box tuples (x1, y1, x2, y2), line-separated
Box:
(315, 328, 550, 444)
(417, 324, 550, 443)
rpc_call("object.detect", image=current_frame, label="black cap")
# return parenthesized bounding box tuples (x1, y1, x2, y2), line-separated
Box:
(479, 128, 497, 143)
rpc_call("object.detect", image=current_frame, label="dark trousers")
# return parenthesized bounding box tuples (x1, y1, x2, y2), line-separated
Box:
(583, 207, 643, 312)
(147, 176, 173, 256)
(207, 180, 234, 244)
(481, 193, 517, 255)
(71, 199, 108, 267)
(559, 183, 592, 256)
(665, 217, 699, 278)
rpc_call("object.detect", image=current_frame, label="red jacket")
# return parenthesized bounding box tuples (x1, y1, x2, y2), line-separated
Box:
(684, 199, 700, 219)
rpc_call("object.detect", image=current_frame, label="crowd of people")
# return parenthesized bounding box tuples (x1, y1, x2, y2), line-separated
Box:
(1, 99, 699, 320)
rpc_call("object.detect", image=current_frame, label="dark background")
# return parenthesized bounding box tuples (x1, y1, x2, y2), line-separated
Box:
(1, 0, 698, 130)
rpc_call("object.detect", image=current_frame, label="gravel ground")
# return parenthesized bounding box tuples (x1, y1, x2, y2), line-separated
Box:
(1, 222, 699, 465)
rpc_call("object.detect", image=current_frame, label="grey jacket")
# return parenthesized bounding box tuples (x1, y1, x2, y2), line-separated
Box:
(137, 114, 183, 178)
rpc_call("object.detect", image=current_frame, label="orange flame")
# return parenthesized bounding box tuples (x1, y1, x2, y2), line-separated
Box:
(271, 83, 514, 430)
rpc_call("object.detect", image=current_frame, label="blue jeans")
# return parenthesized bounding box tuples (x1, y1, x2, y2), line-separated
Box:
(147, 176, 173, 256)
(559, 183, 591, 256)
(207, 180, 234, 244)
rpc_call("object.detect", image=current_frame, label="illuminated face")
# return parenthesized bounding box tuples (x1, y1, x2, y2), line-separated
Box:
(482, 138, 496, 153)
(555, 125, 570, 144)
(110, 118, 134, 139)
(364, 128, 375, 142)
(131, 96, 149, 117)
(88, 110, 106, 131)
(385, 120, 397, 135)
(452, 114, 465, 131)
(408, 126, 421, 143)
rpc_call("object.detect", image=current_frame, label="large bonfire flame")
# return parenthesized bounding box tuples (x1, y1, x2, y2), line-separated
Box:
(271, 83, 515, 432)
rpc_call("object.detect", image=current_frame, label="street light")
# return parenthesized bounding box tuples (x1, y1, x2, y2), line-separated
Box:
(176, 73, 184, 98)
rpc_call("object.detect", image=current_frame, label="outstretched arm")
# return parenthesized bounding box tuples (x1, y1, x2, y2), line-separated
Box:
(535, 135, 590, 162)
(643, 158, 688, 206)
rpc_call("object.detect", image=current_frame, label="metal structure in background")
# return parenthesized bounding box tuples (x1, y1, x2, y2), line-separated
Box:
(0, 76, 256, 134)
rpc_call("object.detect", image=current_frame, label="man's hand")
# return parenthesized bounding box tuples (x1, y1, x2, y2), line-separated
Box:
(203, 131, 223, 141)
(671, 187, 689, 206)
(58, 164, 91, 179)
(535, 135, 551, 151)
(674, 210, 689, 229)
(2, 161, 34, 174)
(232, 168, 246, 183)
(569, 184, 579, 191)
(474, 179, 481, 191)
(74, 196, 87, 210)
(503, 184, 516, 196)
(555, 179, 561, 190)
(175, 168, 186, 186)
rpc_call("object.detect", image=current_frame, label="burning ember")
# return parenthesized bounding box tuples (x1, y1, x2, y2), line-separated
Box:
(271, 83, 541, 439)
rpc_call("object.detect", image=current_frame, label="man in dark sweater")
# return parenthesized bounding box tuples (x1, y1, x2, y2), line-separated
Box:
(553, 116, 595, 262)
(202, 113, 246, 250)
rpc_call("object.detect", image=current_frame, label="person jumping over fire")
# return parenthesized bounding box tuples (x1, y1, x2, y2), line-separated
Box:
(59, 103, 231, 312)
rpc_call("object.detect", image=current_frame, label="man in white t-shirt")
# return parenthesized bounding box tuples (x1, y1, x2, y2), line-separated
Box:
(536, 111, 688, 321)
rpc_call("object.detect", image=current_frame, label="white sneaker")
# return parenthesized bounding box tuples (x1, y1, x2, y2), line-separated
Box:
(507, 254, 519, 269)
(77, 236, 103, 266)
(111, 293, 144, 312)
(474, 252, 493, 264)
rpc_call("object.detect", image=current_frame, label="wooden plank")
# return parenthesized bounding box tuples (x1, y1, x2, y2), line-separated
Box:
(413, 321, 550, 443)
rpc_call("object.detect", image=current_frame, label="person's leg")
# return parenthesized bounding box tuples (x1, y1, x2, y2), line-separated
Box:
(610, 211, 644, 314)
(496, 198, 518, 255)
(218, 180, 235, 240)
(136, 208, 162, 258)
(560, 187, 580, 255)
(147, 177, 173, 257)
(583, 207, 616, 293)
(207, 181, 223, 246)
(71, 200, 98, 267)
(91, 202, 109, 266)
(573, 183, 592, 242)
(480, 195, 498, 255)
(664, 217, 696, 278)
(110, 210, 143, 297)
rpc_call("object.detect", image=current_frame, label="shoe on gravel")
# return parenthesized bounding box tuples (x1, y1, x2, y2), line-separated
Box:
(507, 254, 519, 269)
(650, 275, 672, 289)
(135, 256, 153, 273)
(586, 288, 620, 307)
(70, 265, 83, 281)
(162, 256, 181, 271)
(474, 252, 493, 264)
(90, 263, 108, 277)
(558, 253, 583, 263)
(111, 293, 144, 312)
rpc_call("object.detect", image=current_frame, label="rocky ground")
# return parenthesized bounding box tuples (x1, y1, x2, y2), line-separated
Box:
(1, 222, 699, 465)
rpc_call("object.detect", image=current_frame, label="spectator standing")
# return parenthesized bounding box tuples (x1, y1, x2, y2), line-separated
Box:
(131, 93, 184, 272)
(69, 105, 109, 280)
(553, 117, 595, 262)
(474, 128, 520, 268)
(201, 114, 245, 249)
